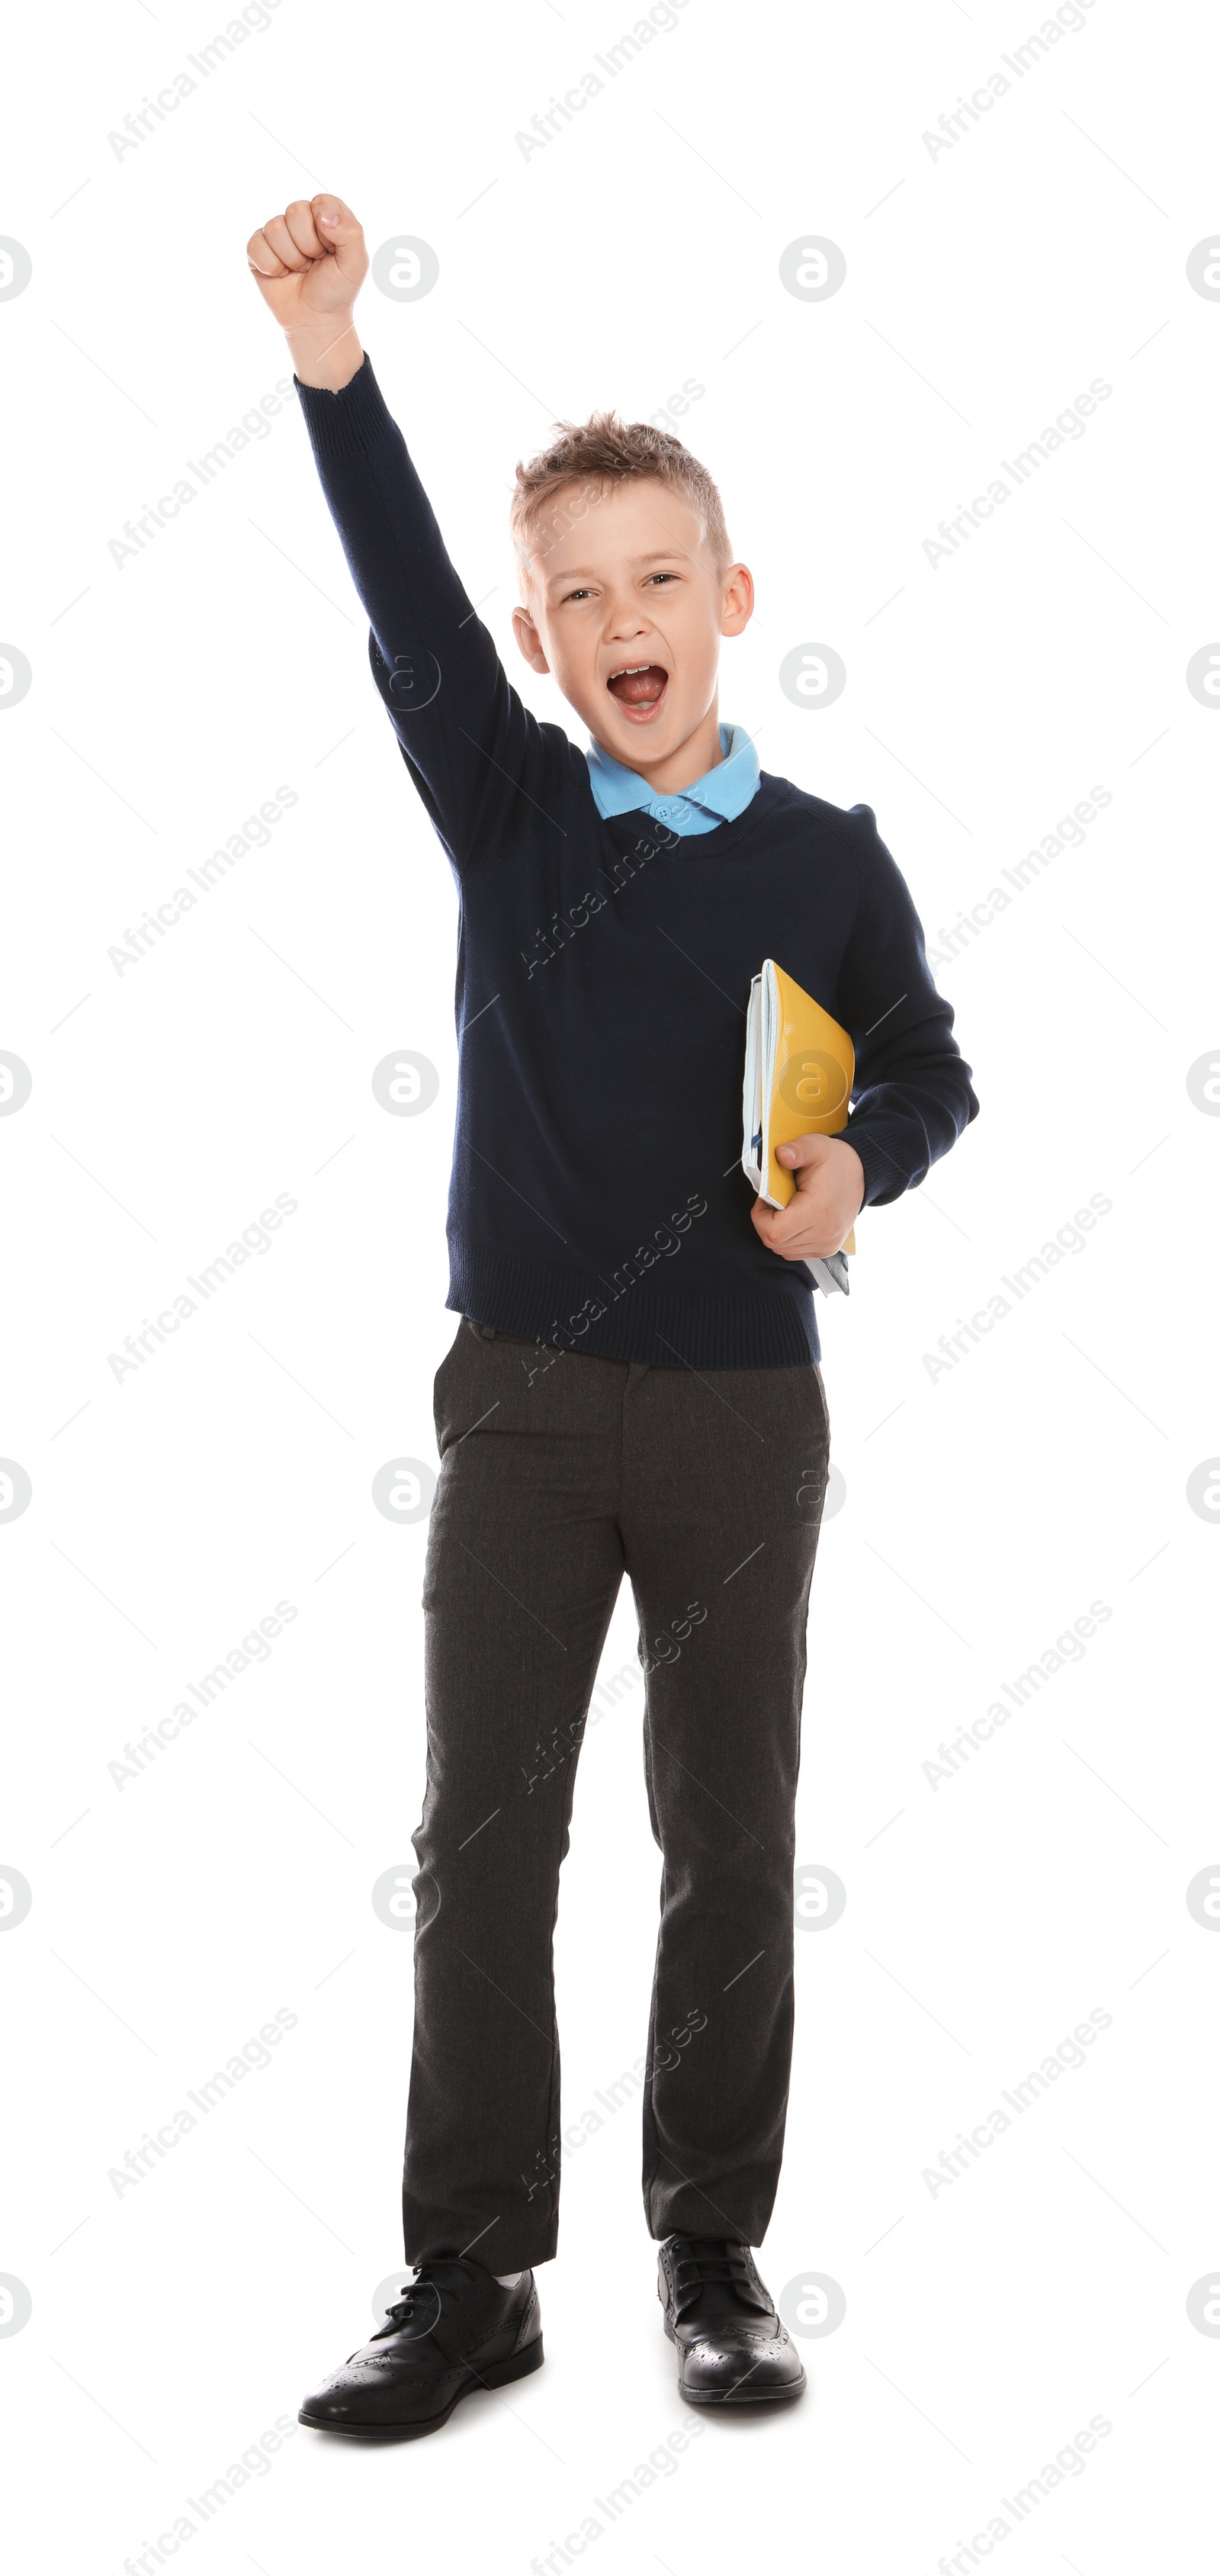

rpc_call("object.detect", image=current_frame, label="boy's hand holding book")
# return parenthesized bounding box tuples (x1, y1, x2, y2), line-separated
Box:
(750, 1134, 864, 1263)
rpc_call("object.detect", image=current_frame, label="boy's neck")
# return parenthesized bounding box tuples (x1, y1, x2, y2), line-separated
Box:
(589, 700, 726, 796)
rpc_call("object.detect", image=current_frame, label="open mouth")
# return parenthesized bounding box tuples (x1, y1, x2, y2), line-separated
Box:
(605, 661, 669, 722)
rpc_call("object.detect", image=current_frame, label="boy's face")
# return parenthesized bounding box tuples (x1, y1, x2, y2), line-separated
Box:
(512, 477, 753, 776)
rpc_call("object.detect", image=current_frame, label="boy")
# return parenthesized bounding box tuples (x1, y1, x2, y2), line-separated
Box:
(246, 194, 978, 2439)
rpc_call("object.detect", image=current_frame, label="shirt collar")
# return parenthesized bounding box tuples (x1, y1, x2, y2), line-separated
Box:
(584, 722, 760, 836)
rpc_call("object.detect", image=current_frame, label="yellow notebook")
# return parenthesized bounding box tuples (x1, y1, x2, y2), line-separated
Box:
(741, 960, 856, 1280)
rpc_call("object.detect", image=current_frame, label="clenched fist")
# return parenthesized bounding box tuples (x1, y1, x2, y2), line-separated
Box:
(246, 195, 368, 391)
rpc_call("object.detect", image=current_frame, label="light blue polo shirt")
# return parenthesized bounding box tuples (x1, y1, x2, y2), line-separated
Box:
(585, 721, 760, 836)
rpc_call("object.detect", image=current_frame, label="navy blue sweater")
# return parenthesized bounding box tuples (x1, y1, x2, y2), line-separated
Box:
(296, 355, 978, 1368)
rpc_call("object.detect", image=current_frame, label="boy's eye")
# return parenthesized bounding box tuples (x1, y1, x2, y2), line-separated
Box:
(646, 571, 678, 587)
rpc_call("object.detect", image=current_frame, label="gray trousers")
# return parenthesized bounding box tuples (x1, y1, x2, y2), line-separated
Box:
(403, 1315, 830, 2270)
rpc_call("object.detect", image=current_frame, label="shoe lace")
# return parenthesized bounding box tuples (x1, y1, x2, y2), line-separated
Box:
(374, 2260, 472, 2340)
(668, 2236, 756, 2310)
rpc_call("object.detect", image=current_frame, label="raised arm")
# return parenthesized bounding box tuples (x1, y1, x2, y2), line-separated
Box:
(246, 194, 562, 873)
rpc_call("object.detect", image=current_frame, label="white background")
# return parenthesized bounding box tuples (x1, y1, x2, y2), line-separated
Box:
(2, 0, 1218, 2568)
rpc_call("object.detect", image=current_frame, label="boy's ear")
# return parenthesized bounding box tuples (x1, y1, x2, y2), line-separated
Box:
(512, 602, 551, 674)
(720, 561, 755, 639)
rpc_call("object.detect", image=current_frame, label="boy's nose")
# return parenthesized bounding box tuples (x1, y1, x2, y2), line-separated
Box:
(605, 609, 650, 640)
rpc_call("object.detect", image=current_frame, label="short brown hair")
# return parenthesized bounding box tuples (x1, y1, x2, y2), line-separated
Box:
(511, 410, 732, 580)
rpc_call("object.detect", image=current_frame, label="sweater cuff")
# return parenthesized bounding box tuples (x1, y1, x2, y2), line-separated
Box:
(293, 352, 394, 465)
(843, 1121, 907, 1208)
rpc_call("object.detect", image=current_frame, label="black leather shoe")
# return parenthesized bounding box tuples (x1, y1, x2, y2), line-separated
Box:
(658, 2235, 806, 2406)
(299, 2258, 543, 2440)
